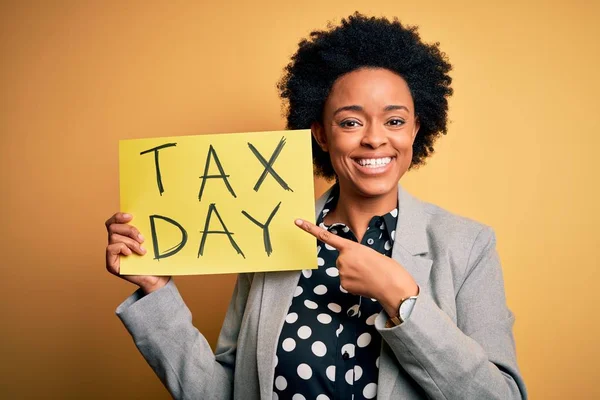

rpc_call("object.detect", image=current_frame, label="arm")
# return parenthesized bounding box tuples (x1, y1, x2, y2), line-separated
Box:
(375, 227, 527, 400)
(116, 273, 253, 400)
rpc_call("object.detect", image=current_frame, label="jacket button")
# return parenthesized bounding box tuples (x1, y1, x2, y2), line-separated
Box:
(342, 351, 349, 360)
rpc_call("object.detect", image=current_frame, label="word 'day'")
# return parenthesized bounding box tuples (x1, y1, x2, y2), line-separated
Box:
(119, 129, 316, 276)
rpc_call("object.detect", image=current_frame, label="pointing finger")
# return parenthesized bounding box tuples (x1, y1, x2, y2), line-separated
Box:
(294, 218, 349, 251)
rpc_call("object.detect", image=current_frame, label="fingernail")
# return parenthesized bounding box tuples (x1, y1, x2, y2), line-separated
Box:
(295, 219, 303, 226)
(138, 233, 145, 242)
(140, 246, 146, 253)
(123, 213, 132, 219)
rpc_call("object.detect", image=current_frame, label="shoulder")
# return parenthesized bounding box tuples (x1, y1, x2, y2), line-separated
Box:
(404, 188, 496, 263)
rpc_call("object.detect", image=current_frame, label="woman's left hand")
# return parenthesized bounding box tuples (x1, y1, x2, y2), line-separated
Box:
(295, 218, 419, 317)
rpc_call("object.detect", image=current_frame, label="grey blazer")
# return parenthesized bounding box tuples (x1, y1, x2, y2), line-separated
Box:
(117, 185, 527, 399)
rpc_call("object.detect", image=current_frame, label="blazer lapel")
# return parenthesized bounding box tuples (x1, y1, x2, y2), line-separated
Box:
(256, 270, 301, 399)
(391, 185, 433, 286)
(378, 185, 433, 400)
(256, 188, 333, 399)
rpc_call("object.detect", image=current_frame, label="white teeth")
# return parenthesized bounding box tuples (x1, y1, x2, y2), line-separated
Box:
(356, 157, 392, 168)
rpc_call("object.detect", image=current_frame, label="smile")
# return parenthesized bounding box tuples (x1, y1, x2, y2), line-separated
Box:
(354, 157, 393, 168)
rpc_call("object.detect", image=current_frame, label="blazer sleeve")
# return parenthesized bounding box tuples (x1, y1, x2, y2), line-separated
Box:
(375, 227, 527, 400)
(116, 273, 254, 400)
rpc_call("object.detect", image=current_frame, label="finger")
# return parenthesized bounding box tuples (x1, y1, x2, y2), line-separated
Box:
(108, 223, 144, 243)
(109, 233, 147, 255)
(106, 243, 132, 275)
(294, 218, 349, 251)
(105, 212, 133, 231)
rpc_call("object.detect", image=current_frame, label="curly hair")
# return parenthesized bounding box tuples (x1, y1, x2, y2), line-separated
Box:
(278, 12, 453, 179)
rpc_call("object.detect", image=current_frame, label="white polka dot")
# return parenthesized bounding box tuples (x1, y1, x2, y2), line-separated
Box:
(354, 365, 363, 381)
(380, 222, 385, 230)
(331, 229, 338, 235)
(316, 395, 330, 400)
(339, 285, 348, 293)
(375, 356, 380, 368)
(297, 363, 312, 380)
(275, 376, 287, 390)
(326, 267, 339, 277)
(282, 338, 296, 352)
(366, 313, 378, 325)
(336, 324, 343, 336)
(326, 365, 336, 381)
(391, 209, 398, 218)
(285, 312, 298, 323)
(297, 325, 312, 339)
(370, 298, 377, 302)
(384, 240, 391, 250)
(342, 226, 350, 233)
(391, 230, 396, 240)
(294, 286, 303, 297)
(314, 284, 327, 295)
(325, 243, 336, 251)
(302, 269, 312, 278)
(275, 355, 278, 367)
(317, 313, 332, 324)
(292, 395, 306, 400)
(357, 332, 372, 347)
(322, 208, 330, 214)
(272, 392, 278, 400)
(317, 245, 321, 254)
(345, 369, 354, 385)
(304, 299, 318, 309)
(311, 341, 327, 357)
(363, 383, 378, 398)
(317, 257, 325, 266)
(341, 343, 355, 358)
(328, 303, 342, 313)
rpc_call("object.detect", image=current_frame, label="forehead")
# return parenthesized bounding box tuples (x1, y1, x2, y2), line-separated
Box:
(326, 68, 413, 109)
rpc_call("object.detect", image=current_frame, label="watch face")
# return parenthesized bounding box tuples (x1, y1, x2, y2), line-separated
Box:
(399, 297, 417, 321)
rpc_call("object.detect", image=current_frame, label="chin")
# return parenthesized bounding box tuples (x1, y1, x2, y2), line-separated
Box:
(346, 177, 400, 199)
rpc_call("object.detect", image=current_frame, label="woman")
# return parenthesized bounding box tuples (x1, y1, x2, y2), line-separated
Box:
(106, 13, 527, 399)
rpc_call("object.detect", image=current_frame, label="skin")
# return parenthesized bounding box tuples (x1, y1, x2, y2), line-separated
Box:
(105, 67, 419, 315)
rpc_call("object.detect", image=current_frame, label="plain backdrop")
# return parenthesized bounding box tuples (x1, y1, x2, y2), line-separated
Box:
(1, 1, 598, 398)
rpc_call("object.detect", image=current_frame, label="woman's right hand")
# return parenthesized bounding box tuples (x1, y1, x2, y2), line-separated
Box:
(105, 212, 170, 294)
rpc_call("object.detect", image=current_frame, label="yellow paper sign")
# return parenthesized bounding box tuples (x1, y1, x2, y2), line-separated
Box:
(119, 129, 316, 275)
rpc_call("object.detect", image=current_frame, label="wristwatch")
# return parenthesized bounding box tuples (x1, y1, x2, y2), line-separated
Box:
(385, 295, 418, 328)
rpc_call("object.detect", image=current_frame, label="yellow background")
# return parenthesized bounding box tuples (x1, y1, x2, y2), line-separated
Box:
(119, 130, 315, 275)
(1, 1, 598, 398)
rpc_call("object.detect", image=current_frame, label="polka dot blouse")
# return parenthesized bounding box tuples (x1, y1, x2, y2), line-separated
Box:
(273, 185, 398, 400)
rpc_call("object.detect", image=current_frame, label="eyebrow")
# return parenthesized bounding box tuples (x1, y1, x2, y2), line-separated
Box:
(333, 104, 410, 116)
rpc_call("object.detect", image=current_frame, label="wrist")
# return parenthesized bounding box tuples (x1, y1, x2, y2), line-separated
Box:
(141, 276, 170, 295)
(381, 276, 418, 318)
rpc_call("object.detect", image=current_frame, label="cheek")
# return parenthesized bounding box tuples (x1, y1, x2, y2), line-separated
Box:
(329, 134, 359, 157)
(393, 133, 416, 149)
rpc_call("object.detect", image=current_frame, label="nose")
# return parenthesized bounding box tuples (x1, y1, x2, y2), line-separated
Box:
(360, 124, 388, 148)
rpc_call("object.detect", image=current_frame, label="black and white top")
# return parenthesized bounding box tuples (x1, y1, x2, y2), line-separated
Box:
(273, 184, 399, 400)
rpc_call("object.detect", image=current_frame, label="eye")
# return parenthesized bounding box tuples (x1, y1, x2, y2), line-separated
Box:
(339, 119, 362, 128)
(386, 118, 405, 127)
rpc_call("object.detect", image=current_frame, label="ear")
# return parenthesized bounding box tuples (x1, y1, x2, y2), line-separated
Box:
(411, 116, 421, 141)
(311, 122, 328, 152)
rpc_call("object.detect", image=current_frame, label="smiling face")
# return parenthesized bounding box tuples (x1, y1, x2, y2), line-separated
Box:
(312, 67, 420, 201)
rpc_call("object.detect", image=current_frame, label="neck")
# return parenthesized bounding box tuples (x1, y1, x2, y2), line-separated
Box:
(324, 182, 398, 242)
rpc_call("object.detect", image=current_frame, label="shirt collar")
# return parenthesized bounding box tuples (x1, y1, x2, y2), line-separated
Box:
(316, 183, 398, 241)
